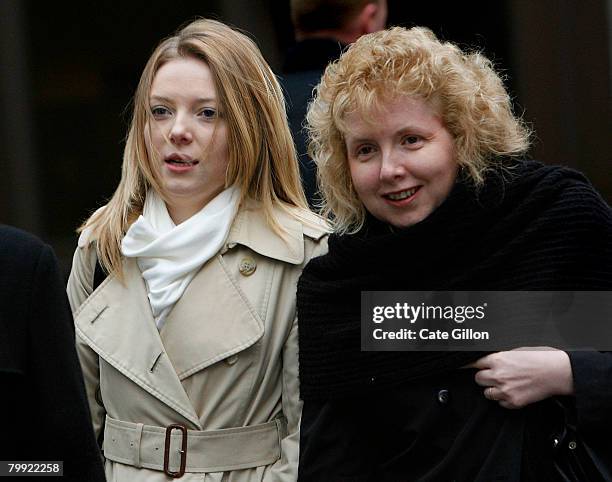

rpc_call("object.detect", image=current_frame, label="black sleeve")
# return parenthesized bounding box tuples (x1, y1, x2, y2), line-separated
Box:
(561, 183, 612, 435)
(567, 351, 612, 434)
(26, 245, 105, 481)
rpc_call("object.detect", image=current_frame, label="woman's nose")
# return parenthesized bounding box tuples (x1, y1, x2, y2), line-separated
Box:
(379, 150, 406, 181)
(169, 116, 193, 145)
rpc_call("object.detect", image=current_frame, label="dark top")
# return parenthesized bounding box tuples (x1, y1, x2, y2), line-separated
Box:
(297, 161, 612, 481)
(281, 38, 346, 206)
(283, 38, 346, 74)
(0, 225, 105, 481)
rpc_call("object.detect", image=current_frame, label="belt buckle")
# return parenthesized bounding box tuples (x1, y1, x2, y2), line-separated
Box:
(164, 423, 187, 478)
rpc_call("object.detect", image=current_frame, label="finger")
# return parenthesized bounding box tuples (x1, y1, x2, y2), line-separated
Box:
(474, 368, 495, 387)
(483, 386, 502, 401)
(510, 346, 531, 352)
(468, 354, 494, 369)
(510, 346, 551, 352)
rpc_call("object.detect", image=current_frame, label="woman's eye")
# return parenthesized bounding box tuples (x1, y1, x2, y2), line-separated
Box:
(151, 106, 170, 117)
(356, 145, 376, 157)
(402, 135, 422, 146)
(200, 108, 217, 119)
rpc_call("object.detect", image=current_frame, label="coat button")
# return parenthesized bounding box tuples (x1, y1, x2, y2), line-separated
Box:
(225, 354, 238, 365)
(568, 440, 577, 450)
(239, 257, 257, 276)
(437, 389, 450, 404)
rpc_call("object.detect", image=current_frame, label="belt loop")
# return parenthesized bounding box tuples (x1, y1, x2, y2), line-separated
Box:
(133, 423, 144, 468)
(276, 415, 288, 439)
(274, 416, 287, 459)
(274, 418, 282, 457)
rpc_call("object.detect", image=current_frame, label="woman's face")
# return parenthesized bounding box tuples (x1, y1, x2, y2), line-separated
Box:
(344, 95, 457, 229)
(146, 57, 229, 223)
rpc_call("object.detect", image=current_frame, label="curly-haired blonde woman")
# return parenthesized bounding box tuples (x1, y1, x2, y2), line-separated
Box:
(297, 27, 612, 481)
(67, 19, 327, 482)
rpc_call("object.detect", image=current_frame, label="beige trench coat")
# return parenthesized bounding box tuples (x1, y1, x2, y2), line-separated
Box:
(67, 202, 328, 482)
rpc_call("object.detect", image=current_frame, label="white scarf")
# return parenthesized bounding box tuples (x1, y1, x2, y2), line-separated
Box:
(121, 186, 240, 329)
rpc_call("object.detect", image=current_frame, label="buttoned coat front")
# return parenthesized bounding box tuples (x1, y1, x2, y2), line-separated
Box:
(67, 202, 328, 482)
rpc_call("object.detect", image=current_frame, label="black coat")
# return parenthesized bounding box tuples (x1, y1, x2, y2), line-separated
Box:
(0, 225, 105, 481)
(297, 163, 612, 481)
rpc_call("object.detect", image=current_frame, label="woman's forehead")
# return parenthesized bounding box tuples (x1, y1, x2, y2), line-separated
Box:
(338, 94, 442, 132)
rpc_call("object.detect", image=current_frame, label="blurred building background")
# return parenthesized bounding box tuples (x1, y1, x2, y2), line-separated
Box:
(1, 0, 610, 274)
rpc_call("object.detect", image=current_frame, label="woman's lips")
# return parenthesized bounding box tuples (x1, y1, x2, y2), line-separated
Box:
(383, 186, 421, 205)
(165, 159, 199, 172)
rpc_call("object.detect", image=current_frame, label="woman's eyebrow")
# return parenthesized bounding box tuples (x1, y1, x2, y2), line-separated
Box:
(346, 136, 372, 145)
(149, 95, 217, 104)
(193, 97, 217, 104)
(149, 95, 172, 103)
(346, 125, 430, 144)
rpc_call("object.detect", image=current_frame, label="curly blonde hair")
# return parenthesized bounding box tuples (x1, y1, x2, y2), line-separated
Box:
(307, 26, 531, 233)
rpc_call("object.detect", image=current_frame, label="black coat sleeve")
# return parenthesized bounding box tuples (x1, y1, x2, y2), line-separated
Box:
(567, 351, 612, 434)
(0, 227, 105, 481)
(565, 186, 612, 435)
(29, 245, 105, 480)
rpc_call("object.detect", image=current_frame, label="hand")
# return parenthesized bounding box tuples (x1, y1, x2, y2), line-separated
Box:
(468, 348, 574, 409)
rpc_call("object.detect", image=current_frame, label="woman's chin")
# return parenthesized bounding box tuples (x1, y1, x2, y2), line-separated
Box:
(373, 210, 428, 230)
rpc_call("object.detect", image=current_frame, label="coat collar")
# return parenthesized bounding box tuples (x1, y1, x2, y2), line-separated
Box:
(225, 199, 327, 265)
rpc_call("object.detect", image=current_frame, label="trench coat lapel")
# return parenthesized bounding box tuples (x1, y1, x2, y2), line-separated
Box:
(159, 254, 264, 380)
(73, 259, 201, 428)
(157, 203, 306, 380)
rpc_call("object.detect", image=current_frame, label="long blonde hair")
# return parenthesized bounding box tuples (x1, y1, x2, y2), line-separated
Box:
(81, 19, 307, 278)
(307, 26, 531, 234)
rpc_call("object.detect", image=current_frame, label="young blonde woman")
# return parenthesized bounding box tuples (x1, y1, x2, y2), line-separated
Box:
(297, 27, 612, 481)
(67, 19, 327, 481)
